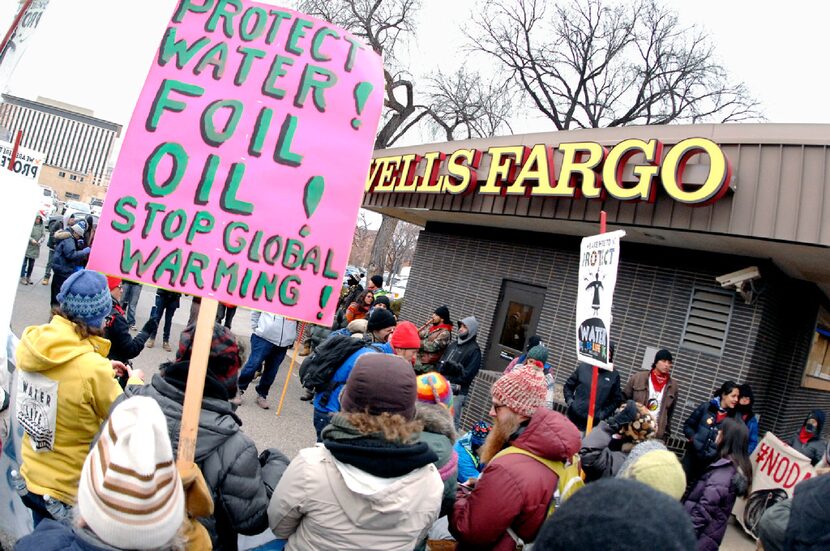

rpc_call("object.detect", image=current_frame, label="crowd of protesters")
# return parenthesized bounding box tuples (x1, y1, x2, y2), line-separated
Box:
(3, 266, 830, 551)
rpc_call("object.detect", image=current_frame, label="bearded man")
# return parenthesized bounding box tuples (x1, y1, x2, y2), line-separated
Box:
(449, 364, 581, 550)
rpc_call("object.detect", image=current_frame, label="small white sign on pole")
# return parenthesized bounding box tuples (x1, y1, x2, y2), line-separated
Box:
(575, 229, 625, 370)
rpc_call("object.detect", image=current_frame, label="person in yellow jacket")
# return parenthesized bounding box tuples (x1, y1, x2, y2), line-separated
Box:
(15, 269, 141, 525)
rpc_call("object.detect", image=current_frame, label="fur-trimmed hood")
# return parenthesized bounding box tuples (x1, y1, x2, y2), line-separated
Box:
(416, 402, 456, 443)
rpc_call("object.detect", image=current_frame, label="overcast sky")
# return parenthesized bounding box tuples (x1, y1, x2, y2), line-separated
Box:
(3, 0, 829, 128)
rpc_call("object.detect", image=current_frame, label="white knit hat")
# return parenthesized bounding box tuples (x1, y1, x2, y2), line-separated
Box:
(78, 396, 185, 549)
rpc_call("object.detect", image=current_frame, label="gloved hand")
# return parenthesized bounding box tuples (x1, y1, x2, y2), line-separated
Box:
(80, 247, 91, 255)
(177, 462, 213, 551)
(606, 399, 639, 432)
(141, 317, 159, 336)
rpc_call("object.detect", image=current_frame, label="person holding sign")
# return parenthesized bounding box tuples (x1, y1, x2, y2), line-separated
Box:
(116, 322, 286, 549)
(564, 342, 622, 432)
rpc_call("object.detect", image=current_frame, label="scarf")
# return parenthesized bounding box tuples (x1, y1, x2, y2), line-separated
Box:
(650, 369, 669, 393)
(322, 414, 438, 478)
(429, 323, 453, 334)
(799, 427, 814, 445)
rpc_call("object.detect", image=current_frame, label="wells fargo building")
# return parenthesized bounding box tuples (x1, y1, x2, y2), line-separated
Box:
(363, 123, 830, 444)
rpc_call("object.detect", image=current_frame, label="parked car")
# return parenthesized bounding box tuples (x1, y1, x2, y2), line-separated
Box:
(63, 200, 92, 226)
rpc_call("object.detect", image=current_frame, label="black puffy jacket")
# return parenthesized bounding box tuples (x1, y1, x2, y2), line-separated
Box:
(115, 364, 283, 550)
(563, 362, 622, 430)
(683, 398, 736, 462)
(437, 317, 482, 396)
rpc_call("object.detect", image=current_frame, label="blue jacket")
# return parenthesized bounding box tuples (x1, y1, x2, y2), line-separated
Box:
(15, 519, 120, 550)
(454, 432, 483, 483)
(313, 341, 393, 413)
(51, 231, 88, 277)
(743, 413, 759, 454)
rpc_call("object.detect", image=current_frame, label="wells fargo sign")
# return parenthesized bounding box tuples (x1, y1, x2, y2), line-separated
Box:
(365, 137, 731, 206)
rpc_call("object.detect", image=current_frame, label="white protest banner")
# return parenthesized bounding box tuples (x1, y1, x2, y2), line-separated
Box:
(0, 140, 45, 180)
(576, 229, 625, 370)
(733, 431, 817, 538)
(0, 0, 51, 90)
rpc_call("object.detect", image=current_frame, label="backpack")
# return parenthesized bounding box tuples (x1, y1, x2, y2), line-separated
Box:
(299, 334, 367, 392)
(492, 446, 584, 548)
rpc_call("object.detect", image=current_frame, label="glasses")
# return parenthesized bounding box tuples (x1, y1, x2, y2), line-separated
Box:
(492, 403, 508, 412)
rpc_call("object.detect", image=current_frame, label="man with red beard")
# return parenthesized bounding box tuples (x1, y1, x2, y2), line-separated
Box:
(623, 348, 680, 440)
(450, 364, 581, 550)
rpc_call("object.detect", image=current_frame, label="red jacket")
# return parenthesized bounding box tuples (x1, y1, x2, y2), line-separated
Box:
(450, 408, 581, 550)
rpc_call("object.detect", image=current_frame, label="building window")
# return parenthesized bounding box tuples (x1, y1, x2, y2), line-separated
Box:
(65, 192, 80, 200)
(803, 306, 830, 391)
(680, 286, 734, 357)
(69, 174, 78, 181)
(80, 177, 84, 182)
(58, 171, 66, 178)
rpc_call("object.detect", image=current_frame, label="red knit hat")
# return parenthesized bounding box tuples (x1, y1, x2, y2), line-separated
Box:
(391, 320, 421, 350)
(106, 276, 122, 291)
(491, 364, 547, 417)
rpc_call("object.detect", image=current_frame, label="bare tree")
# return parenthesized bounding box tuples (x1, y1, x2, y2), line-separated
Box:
(348, 210, 375, 267)
(383, 222, 420, 286)
(470, 0, 761, 130)
(425, 68, 514, 140)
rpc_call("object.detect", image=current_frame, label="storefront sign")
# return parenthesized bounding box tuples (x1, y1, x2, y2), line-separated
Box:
(365, 137, 731, 206)
(89, 0, 383, 325)
(576, 229, 625, 370)
(733, 432, 816, 539)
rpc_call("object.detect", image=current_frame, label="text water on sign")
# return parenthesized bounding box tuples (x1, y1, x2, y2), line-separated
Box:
(89, 0, 384, 324)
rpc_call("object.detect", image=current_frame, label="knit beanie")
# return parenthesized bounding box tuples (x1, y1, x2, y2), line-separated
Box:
(470, 420, 492, 447)
(367, 308, 397, 332)
(416, 372, 454, 415)
(77, 396, 184, 549)
(617, 441, 686, 500)
(526, 344, 548, 365)
(373, 295, 391, 308)
(526, 335, 543, 350)
(491, 364, 547, 417)
(347, 318, 368, 336)
(370, 275, 384, 288)
(72, 219, 88, 235)
(434, 305, 451, 324)
(535, 478, 696, 550)
(106, 276, 122, 291)
(176, 322, 242, 394)
(653, 348, 673, 366)
(57, 269, 112, 328)
(391, 320, 421, 349)
(341, 354, 417, 420)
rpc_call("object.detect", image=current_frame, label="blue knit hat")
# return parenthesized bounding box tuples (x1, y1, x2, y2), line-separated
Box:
(57, 270, 111, 328)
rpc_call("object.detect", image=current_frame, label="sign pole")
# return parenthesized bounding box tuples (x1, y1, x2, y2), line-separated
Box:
(277, 321, 306, 417)
(584, 210, 607, 435)
(0, 0, 34, 58)
(176, 297, 218, 468)
(8, 130, 22, 172)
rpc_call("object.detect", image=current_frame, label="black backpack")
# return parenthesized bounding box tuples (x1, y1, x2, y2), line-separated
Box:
(299, 334, 368, 392)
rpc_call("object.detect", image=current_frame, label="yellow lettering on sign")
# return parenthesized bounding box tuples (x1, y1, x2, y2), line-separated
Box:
(413, 151, 446, 193)
(370, 156, 401, 193)
(443, 148, 482, 195)
(393, 154, 421, 192)
(603, 139, 663, 201)
(558, 142, 605, 198)
(661, 137, 731, 205)
(480, 145, 525, 195)
(511, 144, 553, 196)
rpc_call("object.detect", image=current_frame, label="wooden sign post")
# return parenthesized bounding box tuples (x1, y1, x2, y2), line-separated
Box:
(277, 322, 307, 417)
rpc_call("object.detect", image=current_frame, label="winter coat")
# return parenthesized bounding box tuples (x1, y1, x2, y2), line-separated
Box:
(51, 230, 88, 277)
(564, 362, 622, 430)
(450, 408, 582, 550)
(784, 473, 830, 550)
(683, 398, 736, 464)
(312, 339, 394, 414)
(416, 403, 459, 517)
(25, 221, 45, 259)
(789, 409, 827, 466)
(15, 315, 122, 504)
(252, 311, 297, 347)
(437, 317, 482, 396)
(118, 365, 281, 551)
(579, 420, 629, 481)
(623, 369, 679, 439)
(104, 300, 155, 363)
(454, 432, 483, 483)
(417, 323, 453, 371)
(15, 519, 180, 551)
(758, 498, 793, 551)
(268, 416, 443, 550)
(742, 413, 759, 454)
(345, 302, 369, 323)
(45, 217, 63, 249)
(683, 458, 748, 551)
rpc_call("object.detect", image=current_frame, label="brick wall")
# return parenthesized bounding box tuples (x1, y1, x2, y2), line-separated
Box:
(400, 223, 830, 442)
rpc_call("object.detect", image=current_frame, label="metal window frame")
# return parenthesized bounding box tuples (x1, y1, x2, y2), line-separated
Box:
(679, 285, 735, 357)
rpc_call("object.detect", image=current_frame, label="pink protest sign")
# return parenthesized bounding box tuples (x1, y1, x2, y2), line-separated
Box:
(88, 0, 383, 324)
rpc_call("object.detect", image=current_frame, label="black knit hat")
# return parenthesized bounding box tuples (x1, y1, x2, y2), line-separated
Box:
(373, 295, 391, 308)
(535, 478, 696, 551)
(653, 349, 673, 366)
(367, 308, 396, 332)
(370, 275, 384, 288)
(527, 335, 543, 351)
(434, 305, 451, 324)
